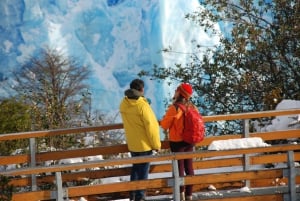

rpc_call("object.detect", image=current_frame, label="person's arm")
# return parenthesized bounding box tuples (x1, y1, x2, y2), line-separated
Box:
(142, 104, 161, 150)
(160, 105, 178, 130)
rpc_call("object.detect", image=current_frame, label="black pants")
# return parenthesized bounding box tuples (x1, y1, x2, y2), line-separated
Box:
(130, 150, 153, 200)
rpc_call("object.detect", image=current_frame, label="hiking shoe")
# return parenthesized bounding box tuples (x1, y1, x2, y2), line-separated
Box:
(180, 192, 185, 201)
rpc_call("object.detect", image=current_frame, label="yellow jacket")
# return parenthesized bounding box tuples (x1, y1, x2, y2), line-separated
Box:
(120, 96, 161, 152)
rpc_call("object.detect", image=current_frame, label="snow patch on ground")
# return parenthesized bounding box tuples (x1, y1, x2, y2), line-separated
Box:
(208, 137, 270, 151)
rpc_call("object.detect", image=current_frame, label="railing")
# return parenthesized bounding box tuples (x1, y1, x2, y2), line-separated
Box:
(0, 109, 300, 201)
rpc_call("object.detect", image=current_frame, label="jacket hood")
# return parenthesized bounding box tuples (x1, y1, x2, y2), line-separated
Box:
(120, 89, 146, 109)
(124, 88, 143, 99)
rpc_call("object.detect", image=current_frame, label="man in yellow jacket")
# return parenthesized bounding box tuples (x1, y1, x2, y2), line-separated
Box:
(119, 79, 161, 201)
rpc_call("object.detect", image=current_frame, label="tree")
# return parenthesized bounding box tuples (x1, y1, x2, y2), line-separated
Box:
(0, 175, 15, 201)
(11, 48, 91, 148)
(12, 48, 91, 130)
(0, 98, 31, 155)
(140, 0, 300, 134)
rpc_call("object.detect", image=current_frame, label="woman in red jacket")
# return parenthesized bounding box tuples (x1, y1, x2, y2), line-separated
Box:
(160, 83, 195, 201)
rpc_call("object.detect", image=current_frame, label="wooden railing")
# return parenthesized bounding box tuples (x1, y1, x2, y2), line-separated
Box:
(0, 109, 300, 201)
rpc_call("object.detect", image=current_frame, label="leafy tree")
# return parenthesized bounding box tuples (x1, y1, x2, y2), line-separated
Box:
(0, 98, 31, 155)
(11, 48, 91, 148)
(0, 175, 15, 201)
(140, 0, 299, 134)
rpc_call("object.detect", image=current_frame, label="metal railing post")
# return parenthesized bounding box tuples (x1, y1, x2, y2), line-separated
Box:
(171, 159, 183, 201)
(29, 138, 37, 191)
(55, 171, 68, 201)
(287, 151, 296, 201)
(243, 119, 250, 187)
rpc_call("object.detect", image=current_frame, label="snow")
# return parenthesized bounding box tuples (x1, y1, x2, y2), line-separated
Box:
(70, 197, 87, 201)
(239, 186, 251, 193)
(208, 137, 270, 151)
(259, 99, 300, 132)
(207, 184, 217, 191)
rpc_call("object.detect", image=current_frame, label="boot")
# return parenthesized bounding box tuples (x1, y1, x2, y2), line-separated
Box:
(185, 195, 192, 200)
(180, 192, 185, 201)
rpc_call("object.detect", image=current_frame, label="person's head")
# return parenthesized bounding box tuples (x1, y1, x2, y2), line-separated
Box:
(174, 83, 193, 101)
(130, 79, 144, 92)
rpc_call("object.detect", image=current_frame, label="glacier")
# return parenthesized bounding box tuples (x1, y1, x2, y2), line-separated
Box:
(0, 0, 219, 119)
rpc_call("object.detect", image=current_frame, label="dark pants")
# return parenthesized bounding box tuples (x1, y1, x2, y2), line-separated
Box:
(170, 141, 194, 196)
(130, 150, 153, 201)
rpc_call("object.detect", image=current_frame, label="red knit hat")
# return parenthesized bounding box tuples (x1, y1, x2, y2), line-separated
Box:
(177, 83, 193, 99)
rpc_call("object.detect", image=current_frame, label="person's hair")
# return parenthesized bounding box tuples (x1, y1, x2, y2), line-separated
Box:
(130, 79, 144, 91)
(174, 95, 185, 103)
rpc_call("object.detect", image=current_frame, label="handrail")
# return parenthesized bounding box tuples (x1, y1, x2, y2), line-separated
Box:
(0, 108, 299, 141)
(1, 143, 299, 176)
(0, 124, 123, 141)
(0, 129, 299, 166)
(203, 108, 300, 121)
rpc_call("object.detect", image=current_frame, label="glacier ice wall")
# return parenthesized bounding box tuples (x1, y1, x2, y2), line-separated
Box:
(0, 0, 219, 119)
